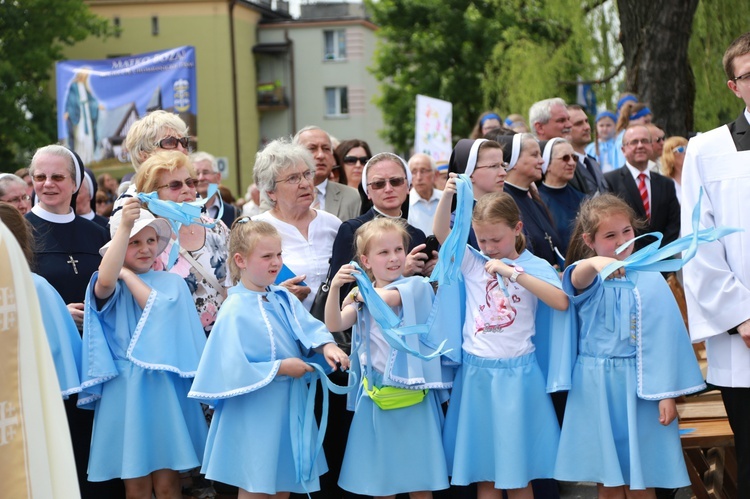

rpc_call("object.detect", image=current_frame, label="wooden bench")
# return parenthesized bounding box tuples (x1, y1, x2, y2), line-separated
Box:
(678, 395, 737, 499)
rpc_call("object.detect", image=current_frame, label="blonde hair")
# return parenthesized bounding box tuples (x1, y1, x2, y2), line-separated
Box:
(135, 150, 195, 194)
(661, 136, 688, 179)
(227, 218, 281, 284)
(565, 193, 645, 263)
(354, 218, 410, 281)
(124, 110, 189, 171)
(472, 192, 526, 254)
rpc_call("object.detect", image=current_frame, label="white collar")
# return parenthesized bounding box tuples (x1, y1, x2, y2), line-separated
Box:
(31, 204, 75, 223)
(625, 162, 649, 180)
(316, 178, 328, 196)
(373, 206, 402, 219)
(409, 187, 440, 205)
(80, 210, 95, 220)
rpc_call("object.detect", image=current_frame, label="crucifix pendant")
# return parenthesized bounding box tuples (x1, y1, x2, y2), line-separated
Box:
(544, 232, 555, 253)
(67, 255, 79, 275)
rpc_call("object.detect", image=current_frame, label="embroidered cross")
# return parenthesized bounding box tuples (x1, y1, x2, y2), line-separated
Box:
(67, 255, 79, 275)
(0, 288, 16, 332)
(0, 401, 19, 446)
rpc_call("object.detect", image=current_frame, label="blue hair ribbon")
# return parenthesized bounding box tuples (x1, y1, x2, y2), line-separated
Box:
(595, 110, 617, 123)
(629, 107, 652, 121)
(480, 113, 502, 127)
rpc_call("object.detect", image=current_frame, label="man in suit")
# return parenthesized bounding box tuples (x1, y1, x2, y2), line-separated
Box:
(682, 31, 750, 498)
(293, 126, 361, 221)
(566, 104, 608, 194)
(191, 151, 239, 227)
(604, 124, 680, 248)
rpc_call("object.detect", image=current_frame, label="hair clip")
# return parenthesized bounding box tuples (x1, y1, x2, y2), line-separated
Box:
(236, 216, 251, 224)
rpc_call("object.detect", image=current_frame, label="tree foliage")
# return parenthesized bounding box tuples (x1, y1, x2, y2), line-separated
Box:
(0, 0, 113, 172)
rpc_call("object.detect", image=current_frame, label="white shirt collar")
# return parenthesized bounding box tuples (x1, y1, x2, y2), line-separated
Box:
(31, 204, 75, 223)
(80, 210, 95, 221)
(625, 162, 650, 181)
(744, 107, 750, 125)
(316, 178, 328, 197)
(409, 187, 440, 206)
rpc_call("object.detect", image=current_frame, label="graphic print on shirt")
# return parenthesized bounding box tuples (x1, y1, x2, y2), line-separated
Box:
(473, 274, 517, 335)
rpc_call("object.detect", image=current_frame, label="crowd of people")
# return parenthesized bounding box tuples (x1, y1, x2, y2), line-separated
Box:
(2, 30, 750, 499)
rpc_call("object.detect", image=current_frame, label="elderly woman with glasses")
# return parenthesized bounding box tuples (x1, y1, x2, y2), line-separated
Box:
(135, 150, 231, 337)
(661, 136, 688, 203)
(23, 144, 116, 498)
(252, 138, 343, 309)
(0, 173, 32, 214)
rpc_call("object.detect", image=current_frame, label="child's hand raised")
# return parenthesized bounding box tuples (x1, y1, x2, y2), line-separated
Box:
(442, 173, 458, 197)
(332, 264, 359, 290)
(119, 197, 141, 231)
(321, 342, 350, 371)
(278, 358, 314, 378)
(485, 259, 513, 279)
(589, 256, 625, 280)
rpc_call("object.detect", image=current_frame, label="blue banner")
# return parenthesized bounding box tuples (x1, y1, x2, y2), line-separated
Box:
(55, 46, 197, 166)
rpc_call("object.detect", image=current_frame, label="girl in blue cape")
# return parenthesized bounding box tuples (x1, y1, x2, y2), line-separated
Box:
(555, 194, 705, 495)
(188, 218, 350, 498)
(433, 176, 571, 499)
(78, 198, 208, 497)
(325, 217, 452, 498)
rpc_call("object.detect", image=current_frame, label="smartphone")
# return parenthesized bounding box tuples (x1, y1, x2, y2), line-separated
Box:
(419, 235, 440, 259)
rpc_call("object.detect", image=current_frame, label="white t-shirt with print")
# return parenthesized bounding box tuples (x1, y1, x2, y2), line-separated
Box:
(460, 248, 537, 359)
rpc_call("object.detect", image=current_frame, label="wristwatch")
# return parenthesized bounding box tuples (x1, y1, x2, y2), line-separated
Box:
(509, 265, 525, 283)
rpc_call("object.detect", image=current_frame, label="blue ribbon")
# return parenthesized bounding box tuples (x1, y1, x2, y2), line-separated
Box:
(289, 362, 357, 492)
(598, 188, 742, 288)
(480, 113, 502, 127)
(429, 174, 474, 285)
(350, 262, 449, 360)
(136, 184, 222, 268)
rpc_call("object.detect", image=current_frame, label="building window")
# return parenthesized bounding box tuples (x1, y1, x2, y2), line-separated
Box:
(325, 87, 349, 116)
(324, 30, 346, 60)
(113, 16, 121, 37)
(151, 16, 159, 36)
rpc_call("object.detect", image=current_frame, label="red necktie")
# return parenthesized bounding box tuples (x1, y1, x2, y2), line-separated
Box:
(638, 173, 650, 220)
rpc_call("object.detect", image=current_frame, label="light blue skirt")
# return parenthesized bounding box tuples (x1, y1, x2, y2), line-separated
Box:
(443, 352, 560, 489)
(88, 360, 207, 481)
(554, 356, 689, 489)
(338, 371, 449, 496)
(201, 377, 327, 494)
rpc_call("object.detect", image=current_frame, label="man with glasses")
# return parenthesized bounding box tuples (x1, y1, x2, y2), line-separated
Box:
(681, 32, 750, 497)
(0, 173, 32, 215)
(407, 153, 442, 236)
(191, 151, 238, 227)
(604, 124, 680, 249)
(647, 124, 666, 173)
(293, 126, 361, 221)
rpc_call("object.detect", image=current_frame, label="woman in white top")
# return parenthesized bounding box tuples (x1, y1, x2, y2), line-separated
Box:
(252, 138, 341, 310)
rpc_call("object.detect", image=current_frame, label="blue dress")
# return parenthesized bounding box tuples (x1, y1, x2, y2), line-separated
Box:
(338, 276, 452, 496)
(188, 284, 337, 495)
(79, 270, 208, 481)
(33, 273, 82, 398)
(441, 250, 566, 489)
(554, 267, 705, 489)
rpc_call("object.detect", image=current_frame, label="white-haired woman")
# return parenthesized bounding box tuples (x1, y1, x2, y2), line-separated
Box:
(252, 138, 342, 309)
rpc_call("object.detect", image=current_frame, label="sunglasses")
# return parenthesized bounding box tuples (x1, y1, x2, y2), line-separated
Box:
(674, 146, 686, 154)
(655, 136, 666, 143)
(32, 173, 68, 183)
(367, 176, 407, 190)
(156, 178, 197, 191)
(555, 154, 579, 163)
(343, 155, 369, 165)
(156, 136, 190, 149)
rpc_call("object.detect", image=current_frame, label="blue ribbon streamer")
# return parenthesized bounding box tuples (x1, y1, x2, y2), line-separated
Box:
(599, 188, 743, 288)
(350, 262, 449, 360)
(429, 174, 474, 285)
(136, 184, 222, 268)
(289, 362, 357, 493)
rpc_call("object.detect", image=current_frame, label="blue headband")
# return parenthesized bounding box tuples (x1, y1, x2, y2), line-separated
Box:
(504, 117, 514, 126)
(596, 110, 617, 123)
(617, 95, 638, 111)
(629, 107, 652, 121)
(480, 113, 502, 127)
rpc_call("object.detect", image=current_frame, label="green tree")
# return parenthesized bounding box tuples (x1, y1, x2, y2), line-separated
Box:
(0, 0, 113, 172)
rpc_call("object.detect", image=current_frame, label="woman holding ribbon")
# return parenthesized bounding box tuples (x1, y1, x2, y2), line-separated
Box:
(135, 150, 231, 337)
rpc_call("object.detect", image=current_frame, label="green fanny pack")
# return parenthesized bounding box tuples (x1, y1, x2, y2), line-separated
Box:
(362, 376, 428, 410)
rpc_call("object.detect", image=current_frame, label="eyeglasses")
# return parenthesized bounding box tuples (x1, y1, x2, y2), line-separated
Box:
(410, 168, 434, 176)
(1, 194, 31, 204)
(156, 136, 190, 149)
(473, 163, 509, 172)
(655, 136, 666, 143)
(732, 71, 750, 84)
(674, 146, 686, 154)
(625, 138, 652, 146)
(156, 178, 197, 191)
(32, 173, 68, 183)
(367, 176, 407, 190)
(277, 170, 314, 185)
(343, 155, 369, 165)
(554, 154, 579, 163)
